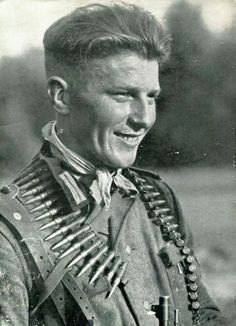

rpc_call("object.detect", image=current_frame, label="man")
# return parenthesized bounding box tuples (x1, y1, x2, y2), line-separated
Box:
(0, 3, 228, 326)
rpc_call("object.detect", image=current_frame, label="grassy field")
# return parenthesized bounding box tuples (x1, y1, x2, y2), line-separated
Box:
(159, 166, 236, 321)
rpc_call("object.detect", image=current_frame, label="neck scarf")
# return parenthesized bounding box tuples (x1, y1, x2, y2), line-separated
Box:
(42, 121, 137, 208)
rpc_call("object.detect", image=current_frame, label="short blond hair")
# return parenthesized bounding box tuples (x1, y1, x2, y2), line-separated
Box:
(43, 2, 171, 75)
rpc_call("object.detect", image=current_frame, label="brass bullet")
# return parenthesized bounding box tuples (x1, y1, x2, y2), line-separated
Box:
(189, 292, 198, 301)
(134, 177, 146, 185)
(29, 198, 57, 213)
(25, 189, 55, 205)
(106, 256, 122, 282)
(147, 199, 166, 209)
(67, 239, 102, 268)
(127, 170, 138, 177)
(175, 239, 185, 248)
(52, 224, 91, 250)
(162, 223, 178, 233)
(186, 255, 195, 264)
(188, 283, 198, 292)
(150, 208, 170, 218)
(20, 177, 41, 190)
(169, 231, 181, 240)
(44, 217, 85, 241)
(77, 245, 109, 278)
(34, 206, 63, 221)
(142, 192, 161, 200)
(21, 181, 52, 198)
(59, 232, 96, 259)
(157, 215, 174, 226)
(89, 250, 115, 284)
(182, 247, 191, 255)
(191, 301, 200, 310)
(39, 210, 83, 230)
(187, 273, 197, 282)
(139, 184, 154, 192)
(15, 160, 44, 183)
(20, 172, 50, 191)
(17, 171, 39, 186)
(188, 264, 197, 273)
(108, 262, 127, 298)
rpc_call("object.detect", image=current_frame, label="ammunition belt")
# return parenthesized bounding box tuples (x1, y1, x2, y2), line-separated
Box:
(9, 156, 133, 323)
(1, 158, 98, 325)
(2, 155, 200, 326)
(126, 169, 201, 325)
(0, 190, 67, 326)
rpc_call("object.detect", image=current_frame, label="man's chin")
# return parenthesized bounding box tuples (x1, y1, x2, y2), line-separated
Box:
(103, 154, 137, 169)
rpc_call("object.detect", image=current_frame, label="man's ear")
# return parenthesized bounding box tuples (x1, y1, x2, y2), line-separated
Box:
(47, 76, 70, 115)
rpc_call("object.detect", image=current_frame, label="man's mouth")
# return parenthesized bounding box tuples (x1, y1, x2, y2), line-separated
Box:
(114, 131, 144, 146)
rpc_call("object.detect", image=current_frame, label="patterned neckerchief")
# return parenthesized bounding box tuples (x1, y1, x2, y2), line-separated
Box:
(42, 121, 138, 208)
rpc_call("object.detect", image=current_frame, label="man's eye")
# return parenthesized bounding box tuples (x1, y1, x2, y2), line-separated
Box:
(148, 93, 159, 100)
(111, 92, 131, 101)
(147, 94, 159, 107)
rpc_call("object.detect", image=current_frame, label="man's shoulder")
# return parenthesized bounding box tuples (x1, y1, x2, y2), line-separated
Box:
(129, 166, 172, 191)
(129, 166, 162, 181)
(128, 166, 178, 207)
(0, 154, 49, 226)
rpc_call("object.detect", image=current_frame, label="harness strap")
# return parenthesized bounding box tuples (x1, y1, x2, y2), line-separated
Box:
(31, 250, 98, 324)
(30, 257, 68, 316)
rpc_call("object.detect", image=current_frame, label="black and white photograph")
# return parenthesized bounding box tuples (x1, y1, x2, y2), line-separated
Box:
(0, 0, 235, 325)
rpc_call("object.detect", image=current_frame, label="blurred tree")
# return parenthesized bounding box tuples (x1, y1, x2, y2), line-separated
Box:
(137, 0, 234, 167)
(0, 49, 52, 175)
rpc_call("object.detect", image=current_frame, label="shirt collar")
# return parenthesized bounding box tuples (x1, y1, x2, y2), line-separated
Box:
(42, 121, 138, 208)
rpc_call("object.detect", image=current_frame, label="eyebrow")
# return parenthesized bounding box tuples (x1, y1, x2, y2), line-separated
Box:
(108, 85, 161, 95)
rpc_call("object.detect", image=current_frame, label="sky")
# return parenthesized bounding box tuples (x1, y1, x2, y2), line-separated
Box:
(0, 0, 235, 58)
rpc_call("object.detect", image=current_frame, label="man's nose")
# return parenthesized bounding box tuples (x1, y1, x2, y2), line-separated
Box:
(128, 97, 156, 129)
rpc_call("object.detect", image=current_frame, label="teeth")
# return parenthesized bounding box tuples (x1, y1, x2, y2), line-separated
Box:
(121, 135, 139, 143)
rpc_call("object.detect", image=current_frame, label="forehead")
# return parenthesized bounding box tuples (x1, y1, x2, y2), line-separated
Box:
(80, 52, 160, 90)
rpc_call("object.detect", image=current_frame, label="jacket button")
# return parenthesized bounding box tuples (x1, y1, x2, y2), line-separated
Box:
(126, 245, 132, 255)
(13, 212, 22, 220)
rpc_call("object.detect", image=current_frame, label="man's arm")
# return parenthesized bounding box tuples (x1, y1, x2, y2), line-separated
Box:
(0, 221, 30, 326)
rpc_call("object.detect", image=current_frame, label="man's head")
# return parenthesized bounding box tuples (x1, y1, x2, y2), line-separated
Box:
(43, 3, 171, 168)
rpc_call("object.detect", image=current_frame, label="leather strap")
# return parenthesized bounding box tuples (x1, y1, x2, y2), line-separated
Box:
(30, 257, 68, 316)
(62, 273, 97, 324)
(31, 250, 97, 324)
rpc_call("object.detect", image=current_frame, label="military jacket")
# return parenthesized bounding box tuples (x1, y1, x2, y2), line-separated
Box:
(0, 144, 228, 326)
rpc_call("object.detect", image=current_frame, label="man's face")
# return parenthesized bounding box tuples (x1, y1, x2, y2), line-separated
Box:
(67, 51, 160, 168)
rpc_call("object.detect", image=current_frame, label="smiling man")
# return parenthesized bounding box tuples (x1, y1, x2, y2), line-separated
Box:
(0, 3, 228, 326)
(50, 53, 159, 168)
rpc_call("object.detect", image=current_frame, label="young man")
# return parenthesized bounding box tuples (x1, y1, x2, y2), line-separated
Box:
(0, 3, 228, 326)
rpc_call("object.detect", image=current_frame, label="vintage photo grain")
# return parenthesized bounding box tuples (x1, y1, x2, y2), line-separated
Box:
(0, 0, 235, 325)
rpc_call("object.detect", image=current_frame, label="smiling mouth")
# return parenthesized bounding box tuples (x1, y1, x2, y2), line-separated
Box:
(114, 131, 143, 146)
